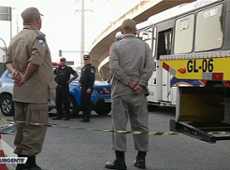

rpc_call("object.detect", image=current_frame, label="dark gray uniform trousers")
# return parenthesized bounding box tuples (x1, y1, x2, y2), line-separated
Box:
(111, 93, 149, 152)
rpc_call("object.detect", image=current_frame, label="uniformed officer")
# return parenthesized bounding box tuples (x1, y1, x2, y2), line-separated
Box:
(105, 19, 154, 170)
(79, 55, 95, 122)
(52, 57, 78, 120)
(6, 7, 57, 170)
(107, 32, 123, 84)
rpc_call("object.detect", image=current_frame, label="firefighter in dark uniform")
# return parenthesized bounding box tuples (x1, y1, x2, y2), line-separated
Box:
(79, 55, 95, 122)
(52, 57, 78, 120)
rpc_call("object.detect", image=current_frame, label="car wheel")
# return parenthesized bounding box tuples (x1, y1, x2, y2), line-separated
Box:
(62, 95, 79, 118)
(95, 108, 111, 116)
(0, 94, 14, 116)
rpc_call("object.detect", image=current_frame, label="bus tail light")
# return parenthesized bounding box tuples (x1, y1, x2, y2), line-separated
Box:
(178, 67, 186, 74)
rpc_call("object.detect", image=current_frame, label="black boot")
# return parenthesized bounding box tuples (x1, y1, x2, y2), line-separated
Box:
(63, 116, 70, 121)
(52, 116, 62, 120)
(64, 111, 70, 120)
(26, 156, 43, 170)
(79, 117, 90, 122)
(105, 151, 127, 170)
(134, 151, 146, 169)
(15, 155, 28, 170)
(16, 164, 27, 170)
(52, 111, 62, 120)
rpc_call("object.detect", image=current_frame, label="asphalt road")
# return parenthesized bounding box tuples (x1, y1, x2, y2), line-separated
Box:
(0, 108, 230, 170)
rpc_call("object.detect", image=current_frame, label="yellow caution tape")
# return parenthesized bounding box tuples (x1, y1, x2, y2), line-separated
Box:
(207, 131, 230, 135)
(0, 116, 229, 136)
(0, 117, 179, 136)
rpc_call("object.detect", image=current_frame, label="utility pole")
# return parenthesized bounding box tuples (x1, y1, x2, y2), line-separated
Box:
(81, 0, 85, 67)
(10, 7, 16, 39)
(75, 0, 93, 67)
(0, 38, 7, 63)
(10, 7, 12, 40)
(16, 15, 19, 33)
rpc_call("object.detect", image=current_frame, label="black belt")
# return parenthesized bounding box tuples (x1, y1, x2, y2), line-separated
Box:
(81, 82, 89, 86)
(58, 84, 67, 87)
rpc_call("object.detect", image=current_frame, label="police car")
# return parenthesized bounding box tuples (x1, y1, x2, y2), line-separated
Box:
(52, 62, 112, 117)
(0, 70, 56, 116)
(68, 76, 112, 117)
(0, 69, 112, 117)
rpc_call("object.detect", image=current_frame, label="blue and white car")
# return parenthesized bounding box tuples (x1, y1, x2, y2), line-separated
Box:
(0, 69, 112, 117)
(0, 71, 15, 116)
(0, 70, 56, 116)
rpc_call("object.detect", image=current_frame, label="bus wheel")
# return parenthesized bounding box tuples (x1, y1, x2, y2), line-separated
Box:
(148, 105, 159, 112)
(205, 81, 224, 87)
(213, 84, 224, 87)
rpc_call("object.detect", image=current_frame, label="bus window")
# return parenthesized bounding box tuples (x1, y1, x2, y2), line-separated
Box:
(157, 28, 173, 60)
(165, 30, 172, 55)
(138, 27, 157, 85)
(138, 27, 156, 57)
(174, 14, 194, 54)
(195, 4, 223, 52)
(152, 27, 157, 58)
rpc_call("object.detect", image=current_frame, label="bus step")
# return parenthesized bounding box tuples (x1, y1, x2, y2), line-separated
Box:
(169, 119, 230, 143)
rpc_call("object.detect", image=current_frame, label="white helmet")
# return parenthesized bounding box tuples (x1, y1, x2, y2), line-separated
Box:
(115, 32, 123, 41)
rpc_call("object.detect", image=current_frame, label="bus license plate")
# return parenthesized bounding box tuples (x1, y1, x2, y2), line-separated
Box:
(187, 58, 214, 73)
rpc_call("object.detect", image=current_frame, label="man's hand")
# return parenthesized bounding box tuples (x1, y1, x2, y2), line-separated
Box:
(67, 80, 72, 84)
(11, 69, 22, 84)
(79, 82, 82, 87)
(134, 84, 143, 94)
(87, 88, 92, 94)
(14, 63, 38, 86)
(15, 74, 27, 86)
(128, 80, 138, 90)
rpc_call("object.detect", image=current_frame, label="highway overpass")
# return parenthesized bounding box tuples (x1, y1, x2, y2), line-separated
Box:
(88, 0, 196, 80)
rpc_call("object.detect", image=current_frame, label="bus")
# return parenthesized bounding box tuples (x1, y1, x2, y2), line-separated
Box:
(136, 0, 229, 107)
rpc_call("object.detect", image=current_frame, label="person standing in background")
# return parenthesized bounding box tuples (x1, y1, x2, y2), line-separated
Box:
(52, 57, 78, 121)
(105, 19, 154, 170)
(79, 55, 95, 122)
(107, 31, 123, 84)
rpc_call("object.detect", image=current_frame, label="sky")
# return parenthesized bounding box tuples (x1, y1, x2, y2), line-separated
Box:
(0, 0, 143, 67)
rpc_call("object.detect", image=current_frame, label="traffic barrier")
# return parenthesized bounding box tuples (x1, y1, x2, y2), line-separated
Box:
(0, 131, 7, 170)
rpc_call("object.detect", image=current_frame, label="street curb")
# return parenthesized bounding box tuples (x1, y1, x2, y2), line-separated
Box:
(2, 139, 16, 170)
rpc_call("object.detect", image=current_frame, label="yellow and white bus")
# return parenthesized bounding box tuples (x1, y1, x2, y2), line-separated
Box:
(137, 0, 230, 107)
